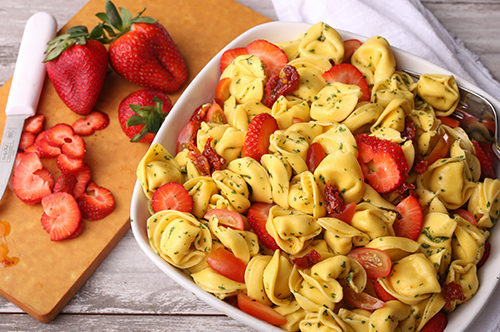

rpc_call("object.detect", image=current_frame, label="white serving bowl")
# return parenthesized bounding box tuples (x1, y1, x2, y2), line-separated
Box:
(130, 21, 500, 332)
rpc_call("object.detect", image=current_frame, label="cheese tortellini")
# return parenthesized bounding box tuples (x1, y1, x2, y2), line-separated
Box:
(137, 22, 500, 332)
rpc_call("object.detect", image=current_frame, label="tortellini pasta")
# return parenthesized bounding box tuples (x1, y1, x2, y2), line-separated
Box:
(298, 22, 344, 64)
(221, 54, 265, 103)
(417, 74, 459, 116)
(351, 35, 396, 85)
(310, 83, 362, 122)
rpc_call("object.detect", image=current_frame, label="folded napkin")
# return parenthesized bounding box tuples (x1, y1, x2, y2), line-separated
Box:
(271, 0, 500, 100)
(271, 0, 500, 331)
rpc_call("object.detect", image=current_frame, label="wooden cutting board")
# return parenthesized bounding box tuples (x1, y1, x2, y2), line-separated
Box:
(0, 0, 270, 323)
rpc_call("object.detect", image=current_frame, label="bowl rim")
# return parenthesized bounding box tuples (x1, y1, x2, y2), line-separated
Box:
(130, 21, 500, 332)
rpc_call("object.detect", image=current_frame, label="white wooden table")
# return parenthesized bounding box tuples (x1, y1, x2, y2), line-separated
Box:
(1, 0, 499, 331)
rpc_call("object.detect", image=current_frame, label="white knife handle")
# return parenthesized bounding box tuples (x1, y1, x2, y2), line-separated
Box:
(5, 12, 57, 116)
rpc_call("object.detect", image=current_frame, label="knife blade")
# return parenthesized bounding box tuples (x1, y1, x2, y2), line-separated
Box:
(0, 12, 56, 199)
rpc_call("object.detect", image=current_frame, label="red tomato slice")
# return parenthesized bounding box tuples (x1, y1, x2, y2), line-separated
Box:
(421, 311, 447, 332)
(215, 77, 231, 105)
(426, 132, 450, 166)
(348, 247, 392, 279)
(204, 209, 245, 230)
(477, 242, 491, 269)
(237, 293, 287, 326)
(343, 287, 385, 311)
(437, 116, 460, 128)
(454, 209, 478, 226)
(372, 279, 397, 302)
(306, 142, 326, 172)
(343, 39, 362, 63)
(206, 247, 246, 283)
(329, 202, 356, 224)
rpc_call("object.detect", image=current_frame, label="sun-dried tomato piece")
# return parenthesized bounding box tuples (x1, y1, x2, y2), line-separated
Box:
(324, 184, 344, 215)
(292, 249, 321, 269)
(263, 65, 300, 108)
(413, 155, 428, 174)
(402, 116, 416, 142)
(396, 182, 417, 199)
(188, 142, 210, 175)
(442, 281, 466, 311)
(203, 137, 226, 173)
(477, 242, 491, 269)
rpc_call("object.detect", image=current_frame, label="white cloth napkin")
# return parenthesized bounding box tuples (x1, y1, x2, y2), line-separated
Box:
(270, 0, 500, 331)
(271, 0, 500, 100)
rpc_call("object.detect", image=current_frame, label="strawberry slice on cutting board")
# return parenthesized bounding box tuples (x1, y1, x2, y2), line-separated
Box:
(78, 182, 115, 220)
(41, 192, 82, 241)
(12, 152, 54, 204)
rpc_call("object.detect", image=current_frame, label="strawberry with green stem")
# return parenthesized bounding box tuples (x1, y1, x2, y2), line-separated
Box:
(94, 0, 188, 93)
(44, 25, 108, 115)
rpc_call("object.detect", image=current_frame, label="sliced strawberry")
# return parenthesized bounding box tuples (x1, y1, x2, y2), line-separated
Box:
(34, 168, 55, 190)
(12, 152, 53, 204)
(246, 203, 279, 250)
(472, 140, 495, 179)
(86, 111, 110, 130)
(60, 134, 86, 159)
(78, 182, 115, 220)
(23, 144, 39, 155)
(214, 77, 231, 105)
(343, 39, 362, 63)
(394, 195, 423, 241)
(322, 63, 370, 102)
(19, 131, 36, 151)
(356, 134, 409, 194)
(292, 249, 321, 269)
(73, 165, 91, 199)
(72, 118, 95, 136)
(56, 153, 84, 174)
(204, 209, 244, 230)
(372, 279, 397, 302)
(151, 182, 193, 213)
(54, 173, 77, 194)
(343, 287, 385, 311)
(242, 113, 278, 161)
(421, 311, 447, 332)
(41, 192, 81, 241)
(246, 39, 288, 78)
(67, 220, 84, 239)
(220, 47, 249, 73)
(35, 131, 61, 158)
(204, 103, 226, 124)
(23, 114, 45, 134)
(46, 123, 75, 147)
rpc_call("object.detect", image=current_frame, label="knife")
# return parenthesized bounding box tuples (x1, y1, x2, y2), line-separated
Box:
(0, 12, 57, 199)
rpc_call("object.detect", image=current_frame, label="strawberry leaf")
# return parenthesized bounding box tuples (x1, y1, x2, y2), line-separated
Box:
(105, 0, 123, 30)
(126, 115, 146, 127)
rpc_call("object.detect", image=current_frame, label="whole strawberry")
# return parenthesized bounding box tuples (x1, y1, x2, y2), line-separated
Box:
(96, 0, 188, 92)
(44, 26, 108, 115)
(118, 89, 172, 142)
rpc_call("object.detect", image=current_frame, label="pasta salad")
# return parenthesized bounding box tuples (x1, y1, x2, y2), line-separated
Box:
(135, 22, 500, 332)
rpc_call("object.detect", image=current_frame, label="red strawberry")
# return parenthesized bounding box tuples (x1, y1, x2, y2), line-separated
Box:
(72, 111, 110, 136)
(12, 152, 53, 204)
(23, 144, 39, 155)
(246, 40, 288, 78)
(73, 165, 91, 199)
(41, 192, 81, 241)
(421, 311, 447, 332)
(56, 153, 84, 174)
(96, 1, 187, 92)
(322, 63, 370, 102)
(23, 114, 45, 134)
(246, 203, 279, 250)
(356, 134, 409, 194)
(151, 182, 193, 213)
(472, 140, 495, 179)
(118, 89, 173, 143)
(45, 123, 75, 147)
(78, 182, 115, 220)
(19, 131, 36, 151)
(61, 134, 86, 159)
(220, 47, 249, 73)
(394, 195, 423, 240)
(54, 173, 77, 194)
(44, 26, 108, 115)
(86, 111, 110, 130)
(35, 131, 61, 158)
(242, 113, 278, 161)
(67, 220, 84, 239)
